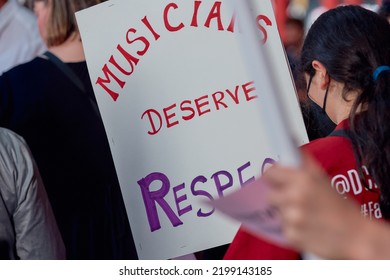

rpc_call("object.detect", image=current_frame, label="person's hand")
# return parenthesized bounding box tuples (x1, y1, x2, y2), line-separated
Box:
(263, 152, 365, 259)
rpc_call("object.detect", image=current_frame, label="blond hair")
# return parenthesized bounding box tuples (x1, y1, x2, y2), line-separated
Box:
(36, 0, 104, 47)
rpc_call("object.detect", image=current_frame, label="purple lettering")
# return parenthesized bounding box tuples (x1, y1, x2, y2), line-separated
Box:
(137, 172, 182, 232)
(191, 175, 214, 217)
(211, 170, 233, 197)
(237, 161, 255, 186)
(173, 183, 192, 216)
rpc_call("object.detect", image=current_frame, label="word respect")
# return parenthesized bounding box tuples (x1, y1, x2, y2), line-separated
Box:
(137, 161, 258, 232)
(95, 0, 273, 101)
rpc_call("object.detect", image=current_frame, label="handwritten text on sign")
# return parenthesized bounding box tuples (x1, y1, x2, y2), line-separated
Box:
(96, 1, 272, 101)
(138, 158, 276, 232)
(77, 0, 308, 259)
(95, 1, 273, 134)
(92, 1, 274, 233)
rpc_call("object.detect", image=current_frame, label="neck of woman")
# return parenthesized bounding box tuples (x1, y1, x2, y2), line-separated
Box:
(49, 33, 85, 63)
(327, 81, 360, 125)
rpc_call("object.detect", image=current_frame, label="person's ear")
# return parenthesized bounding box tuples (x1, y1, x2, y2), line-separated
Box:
(312, 60, 330, 90)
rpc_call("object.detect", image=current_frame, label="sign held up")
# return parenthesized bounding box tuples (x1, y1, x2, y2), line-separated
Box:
(77, 0, 308, 259)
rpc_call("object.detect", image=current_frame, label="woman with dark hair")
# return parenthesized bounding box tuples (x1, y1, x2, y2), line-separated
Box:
(224, 5, 390, 259)
(0, 0, 138, 259)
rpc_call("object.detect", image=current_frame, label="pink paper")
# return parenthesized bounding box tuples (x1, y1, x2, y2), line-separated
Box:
(209, 177, 290, 247)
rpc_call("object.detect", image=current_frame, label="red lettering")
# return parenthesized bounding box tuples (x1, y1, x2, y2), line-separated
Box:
(204, 1, 224, 31)
(226, 85, 240, 104)
(212, 91, 227, 110)
(242, 81, 257, 101)
(190, 0, 202, 27)
(95, 64, 124, 101)
(256, 15, 272, 44)
(164, 3, 185, 32)
(126, 28, 150, 56)
(142, 16, 161, 40)
(142, 81, 255, 135)
(227, 13, 236, 33)
(180, 100, 195, 121)
(195, 95, 211, 116)
(141, 109, 163, 135)
(163, 103, 179, 128)
(109, 45, 139, 76)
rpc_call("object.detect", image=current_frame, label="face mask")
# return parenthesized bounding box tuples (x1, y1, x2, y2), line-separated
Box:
(303, 75, 336, 140)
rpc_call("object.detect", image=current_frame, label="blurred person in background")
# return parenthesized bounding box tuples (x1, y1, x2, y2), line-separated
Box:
(0, 0, 46, 74)
(0, 0, 138, 259)
(0, 128, 65, 260)
(306, 0, 378, 32)
(22, 0, 34, 9)
(378, 0, 390, 21)
(284, 17, 305, 74)
(305, 0, 338, 31)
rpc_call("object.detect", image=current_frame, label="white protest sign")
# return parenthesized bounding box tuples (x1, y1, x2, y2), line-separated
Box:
(76, 0, 308, 259)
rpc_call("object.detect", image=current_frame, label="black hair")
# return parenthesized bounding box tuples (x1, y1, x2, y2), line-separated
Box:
(300, 5, 390, 217)
(379, 0, 390, 19)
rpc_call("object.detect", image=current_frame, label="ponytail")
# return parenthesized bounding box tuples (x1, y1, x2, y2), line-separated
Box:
(349, 70, 390, 217)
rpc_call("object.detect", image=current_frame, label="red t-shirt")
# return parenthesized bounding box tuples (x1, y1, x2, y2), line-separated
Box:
(224, 119, 382, 260)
